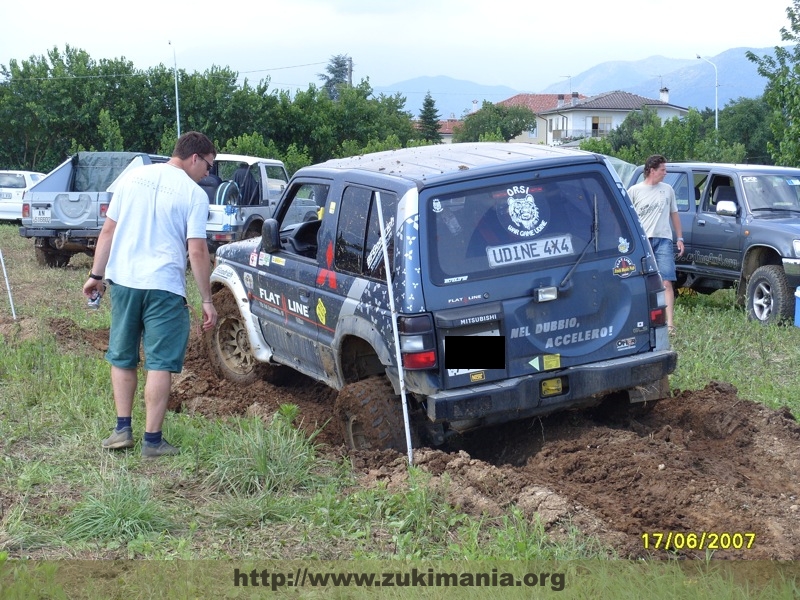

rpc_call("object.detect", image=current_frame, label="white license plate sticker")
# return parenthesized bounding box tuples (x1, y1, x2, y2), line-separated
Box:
(32, 208, 51, 224)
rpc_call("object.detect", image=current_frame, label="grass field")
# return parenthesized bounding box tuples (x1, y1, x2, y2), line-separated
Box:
(0, 223, 798, 597)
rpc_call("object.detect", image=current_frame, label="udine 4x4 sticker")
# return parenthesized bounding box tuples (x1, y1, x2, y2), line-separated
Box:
(501, 186, 548, 237)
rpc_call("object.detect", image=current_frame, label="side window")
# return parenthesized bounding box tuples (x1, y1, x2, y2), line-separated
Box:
(265, 165, 288, 201)
(335, 186, 397, 279)
(281, 183, 330, 228)
(671, 173, 690, 211)
(693, 173, 709, 205)
(704, 176, 736, 212)
(335, 186, 372, 274)
(364, 191, 397, 281)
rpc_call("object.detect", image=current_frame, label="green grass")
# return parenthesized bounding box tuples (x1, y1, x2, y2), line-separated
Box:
(1, 224, 799, 596)
(670, 288, 800, 413)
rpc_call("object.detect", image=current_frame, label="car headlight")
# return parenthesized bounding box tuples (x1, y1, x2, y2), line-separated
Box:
(794, 240, 800, 257)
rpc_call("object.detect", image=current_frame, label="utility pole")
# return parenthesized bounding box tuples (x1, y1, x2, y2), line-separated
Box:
(348, 56, 353, 87)
(169, 41, 181, 137)
(696, 54, 718, 131)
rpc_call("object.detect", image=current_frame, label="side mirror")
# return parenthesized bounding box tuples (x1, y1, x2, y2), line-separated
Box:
(261, 218, 280, 252)
(716, 200, 738, 217)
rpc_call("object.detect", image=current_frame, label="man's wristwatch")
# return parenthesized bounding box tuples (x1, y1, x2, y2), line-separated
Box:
(89, 272, 103, 280)
(677, 237, 684, 242)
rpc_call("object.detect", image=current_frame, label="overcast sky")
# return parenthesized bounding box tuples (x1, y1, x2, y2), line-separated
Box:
(2, 0, 792, 93)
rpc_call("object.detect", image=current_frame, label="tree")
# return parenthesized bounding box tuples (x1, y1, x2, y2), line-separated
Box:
(452, 101, 536, 142)
(719, 96, 777, 164)
(318, 54, 352, 101)
(747, 1, 800, 166)
(417, 92, 442, 143)
(580, 108, 745, 165)
(96, 109, 124, 151)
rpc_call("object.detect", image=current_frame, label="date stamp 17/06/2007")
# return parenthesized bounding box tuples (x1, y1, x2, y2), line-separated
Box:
(641, 532, 756, 552)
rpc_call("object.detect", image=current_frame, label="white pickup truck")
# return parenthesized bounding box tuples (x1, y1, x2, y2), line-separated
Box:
(202, 153, 291, 254)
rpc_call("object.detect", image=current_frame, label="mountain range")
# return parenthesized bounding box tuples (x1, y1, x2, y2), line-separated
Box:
(373, 46, 778, 121)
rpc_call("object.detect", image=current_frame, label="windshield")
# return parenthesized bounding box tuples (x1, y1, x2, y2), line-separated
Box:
(742, 175, 800, 212)
(426, 172, 633, 284)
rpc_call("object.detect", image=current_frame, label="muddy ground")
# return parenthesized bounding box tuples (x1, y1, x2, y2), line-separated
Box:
(40, 318, 800, 560)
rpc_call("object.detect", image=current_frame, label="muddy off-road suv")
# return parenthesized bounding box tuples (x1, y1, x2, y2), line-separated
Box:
(207, 143, 678, 450)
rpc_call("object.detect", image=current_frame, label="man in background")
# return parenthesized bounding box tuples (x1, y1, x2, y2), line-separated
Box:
(628, 154, 685, 335)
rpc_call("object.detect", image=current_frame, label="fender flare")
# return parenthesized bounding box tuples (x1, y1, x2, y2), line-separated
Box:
(210, 262, 275, 363)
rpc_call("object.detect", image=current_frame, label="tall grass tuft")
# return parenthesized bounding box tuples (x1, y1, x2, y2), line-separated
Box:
(204, 407, 327, 496)
(64, 471, 174, 542)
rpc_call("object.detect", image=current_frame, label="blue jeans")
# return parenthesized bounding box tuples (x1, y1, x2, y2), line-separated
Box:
(649, 237, 677, 282)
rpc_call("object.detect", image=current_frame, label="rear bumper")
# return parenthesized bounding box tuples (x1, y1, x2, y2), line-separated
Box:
(19, 227, 99, 239)
(425, 349, 678, 427)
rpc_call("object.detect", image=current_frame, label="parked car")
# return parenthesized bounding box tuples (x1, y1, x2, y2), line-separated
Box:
(628, 162, 800, 323)
(206, 143, 677, 452)
(0, 170, 46, 222)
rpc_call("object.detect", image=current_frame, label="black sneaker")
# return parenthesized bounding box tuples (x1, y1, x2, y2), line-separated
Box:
(102, 427, 134, 450)
(141, 439, 180, 458)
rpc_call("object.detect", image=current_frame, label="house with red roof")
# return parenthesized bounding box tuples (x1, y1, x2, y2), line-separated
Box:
(498, 92, 588, 145)
(536, 88, 688, 146)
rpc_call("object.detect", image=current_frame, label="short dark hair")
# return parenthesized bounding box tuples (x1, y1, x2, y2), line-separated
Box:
(172, 131, 216, 160)
(644, 154, 667, 178)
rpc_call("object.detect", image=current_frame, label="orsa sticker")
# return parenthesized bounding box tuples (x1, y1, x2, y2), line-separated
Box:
(499, 185, 548, 238)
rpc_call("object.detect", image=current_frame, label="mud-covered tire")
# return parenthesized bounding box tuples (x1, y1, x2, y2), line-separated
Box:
(746, 265, 793, 324)
(204, 288, 288, 385)
(334, 376, 408, 452)
(243, 222, 262, 240)
(35, 246, 70, 268)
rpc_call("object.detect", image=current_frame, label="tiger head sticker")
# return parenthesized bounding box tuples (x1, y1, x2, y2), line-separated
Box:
(503, 186, 547, 237)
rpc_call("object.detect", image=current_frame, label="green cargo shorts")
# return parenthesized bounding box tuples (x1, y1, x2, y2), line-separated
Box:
(106, 283, 190, 373)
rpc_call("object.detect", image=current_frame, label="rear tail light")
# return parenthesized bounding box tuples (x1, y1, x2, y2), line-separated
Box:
(645, 273, 667, 327)
(22, 204, 30, 219)
(397, 313, 437, 369)
(100, 203, 109, 218)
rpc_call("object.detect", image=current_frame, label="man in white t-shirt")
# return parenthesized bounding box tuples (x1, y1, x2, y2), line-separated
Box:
(628, 154, 685, 335)
(83, 131, 218, 458)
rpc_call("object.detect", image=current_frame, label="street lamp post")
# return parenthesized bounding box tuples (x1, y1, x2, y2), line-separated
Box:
(696, 54, 718, 131)
(169, 41, 181, 137)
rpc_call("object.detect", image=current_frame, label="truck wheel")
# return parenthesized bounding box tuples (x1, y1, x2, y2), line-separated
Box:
(35, 246, 70, 268)
(334, 376, 408, 452)
(243, 222, 261, 239)
(205, 288, 288, 385)
(746, 265, 793, 324)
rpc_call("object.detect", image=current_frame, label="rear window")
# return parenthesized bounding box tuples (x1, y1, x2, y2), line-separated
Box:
(0, 174, 26, 188)
(426, 172, 633, 284)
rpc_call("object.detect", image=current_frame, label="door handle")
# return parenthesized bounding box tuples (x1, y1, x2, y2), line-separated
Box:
(299, 288, 310, 301)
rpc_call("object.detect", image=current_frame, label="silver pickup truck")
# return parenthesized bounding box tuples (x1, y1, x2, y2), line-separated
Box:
(19, 152, 167, 267)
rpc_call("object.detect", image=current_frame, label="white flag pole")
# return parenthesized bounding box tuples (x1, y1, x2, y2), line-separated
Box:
(374, 192, 413, 465)
(0, 248, 17, 320)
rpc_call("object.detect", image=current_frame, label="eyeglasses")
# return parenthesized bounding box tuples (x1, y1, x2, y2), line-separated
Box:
(196, 154, 213, 173)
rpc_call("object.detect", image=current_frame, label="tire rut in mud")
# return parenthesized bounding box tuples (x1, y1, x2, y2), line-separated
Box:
(173, 322, 800, 561)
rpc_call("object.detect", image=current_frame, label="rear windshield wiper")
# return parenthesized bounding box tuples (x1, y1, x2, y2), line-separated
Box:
(559, 193, 598, 289)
